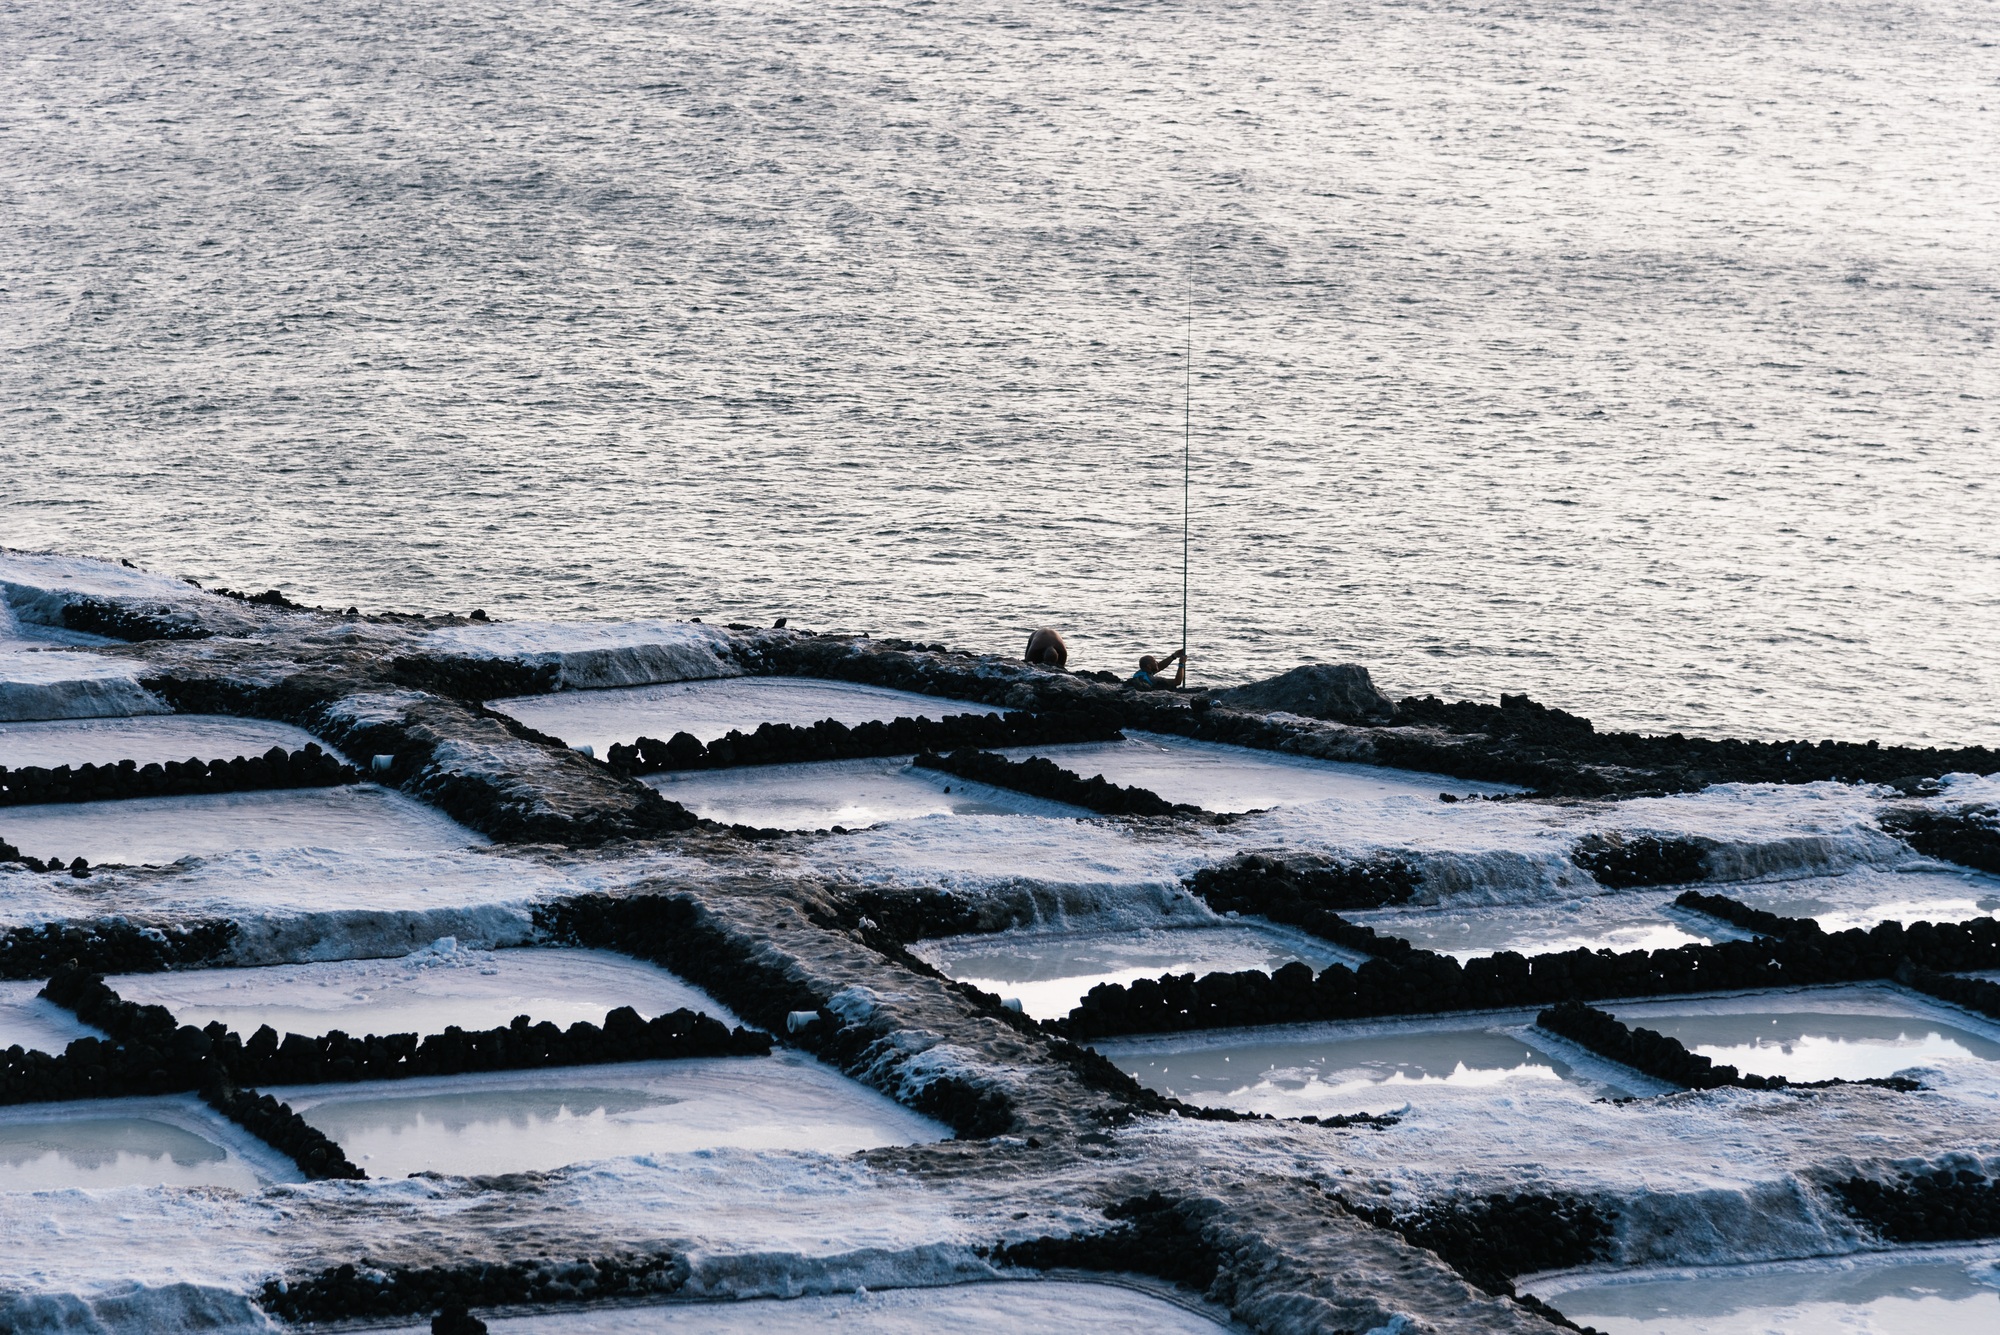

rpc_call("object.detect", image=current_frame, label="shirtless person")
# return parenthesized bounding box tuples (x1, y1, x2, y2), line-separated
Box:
(1024, 627, 1068, 668)
(1129, 647, 1185, 690)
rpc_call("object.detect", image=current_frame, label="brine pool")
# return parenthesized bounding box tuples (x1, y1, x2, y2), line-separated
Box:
(276, 1057, 947, 1177)
(0, 1096, 290, 1191)
(645, 755, 1084, 829)
(0, 714, 338, 770)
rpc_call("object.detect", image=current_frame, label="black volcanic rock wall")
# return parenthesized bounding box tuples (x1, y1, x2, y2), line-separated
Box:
(0, 746, 356, 807)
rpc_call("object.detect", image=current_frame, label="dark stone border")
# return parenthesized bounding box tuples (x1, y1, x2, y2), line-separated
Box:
(1830, 1168, 2000, 1243)
(206, 1080, 364, 1180)
(0, 745, 357, 807)
(606, 706, 1124, 775)
(1881, 805, 2000, 875)
(1186, 854, 1417, 917)
(258, 1254, 686, 1325)
(914, 748, 1200, 818)
(989, 1191, 1225, 1293)
(0, 918, 237, 979)
(1673, 890, 1810, 939)
(1055, 910, 2000, 1039)
(1570, 835, 1709, 889)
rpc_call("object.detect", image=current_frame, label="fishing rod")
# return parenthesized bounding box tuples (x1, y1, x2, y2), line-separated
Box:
(1182, 275, 1191, 682)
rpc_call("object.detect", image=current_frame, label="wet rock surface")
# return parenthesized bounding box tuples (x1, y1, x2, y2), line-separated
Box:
(1214, 663, 1398, 725)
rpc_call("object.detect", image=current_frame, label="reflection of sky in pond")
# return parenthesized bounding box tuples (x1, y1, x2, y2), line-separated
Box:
(1000, 731, 1509, 813)
(1611, 1011, 2000, 1083)
(1730, 868, 2000, 934)
(288, 1059, 944, 1176)
(1542, 1256, 2000, 1334)
(1349, 903, 1707, 962)
(0, 1117, 263, 1191)
(645, 756, 1077, 830)
(924, 926, 1342, 1021)
(1105, 1028, 1591, 1117)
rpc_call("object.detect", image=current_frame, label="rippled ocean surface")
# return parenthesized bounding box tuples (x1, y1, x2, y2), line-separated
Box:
(3, 0, 1995, 745)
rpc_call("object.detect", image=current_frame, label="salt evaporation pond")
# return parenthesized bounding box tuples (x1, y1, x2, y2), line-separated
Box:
(0, 980, 103, 1053)
(0, 1097, 282, 1192)
(1349, 894, 1717, 962)
(0, 784, 483, 864)
(1094, 1015, 1621, 1117)
(1533, 1253, 2000, 1334)
(918, 924, 1352, 1022)
(277, 1056, 946, 1176)
(112, 945, 738, 1039)
(1001, 732, 1514, 813)
(1610, 988, 2000, 1085)
(1728, 867, 2000, 934)
(0, 714, 337, 770)
(646, 755, 1084, 829)
(489, 676, 999, 756)
(376, 1280, 1233, 1333)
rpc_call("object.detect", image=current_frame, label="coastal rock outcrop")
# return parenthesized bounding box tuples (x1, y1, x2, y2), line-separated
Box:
(1213, 662, 1396, 724)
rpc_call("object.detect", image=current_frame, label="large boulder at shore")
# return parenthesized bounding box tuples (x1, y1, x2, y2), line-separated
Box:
(1214, 663, 1395, 724)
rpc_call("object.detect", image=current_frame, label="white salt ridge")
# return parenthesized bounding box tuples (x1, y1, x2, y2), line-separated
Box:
(0, 646, 167, 724)
(491, 675, 999, 755)
(275, 1056, 947, 1177)
(647, 756, 1085, 830)
(111, 943, 742, 1037)
(373, 1281, 1234, 1334)
(916, 922, 1356, 1021)
(1527, 1249, 2000, 1335)
(1002, 731, 1516, 813)
(0, 784, 483, 865)
(0, 1094, 297, 1193)
(428, 619, 740, 690)
(0, 714, 338, 770)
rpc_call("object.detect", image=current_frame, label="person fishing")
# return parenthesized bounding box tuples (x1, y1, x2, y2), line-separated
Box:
(1129, 647, 1185, 690)
(1024, 627, 1068, 668)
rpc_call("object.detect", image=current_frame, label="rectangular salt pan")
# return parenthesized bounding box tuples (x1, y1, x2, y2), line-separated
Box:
(1727, 868, 2000, 934)
(0, 784, 484, 864)
(374, 1280, 1234, 1333)
(916, 924, 1354, 1021)
(489, 676, 998, 756)
(0, 1096, 288, 1192)
(0, 980, 104, 1053)
(1095, 1016, 1620, 1117)
(1609, 989, 2000, 1085)
(646, 755, 1084, 829)
(1000, 731, 1515, 813)
(0, 714, 340, 770)
(1349, 893, 1716, 962)
(277, 1055, 945, 1176)
(112, 945, 742, 1039)
(1532, 1254, 2000, 1335)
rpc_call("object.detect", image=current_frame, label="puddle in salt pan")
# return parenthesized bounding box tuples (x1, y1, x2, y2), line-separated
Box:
(0, 1098, 280, 1191)
(278, 1055, 945, 1176)
(1350, 893, 1718, 962)
(0, 784, 483, 864)
(646, 755, 1085, 829)
(1728, 867, 2000, 934)
(1610, 989, 2000, 1085)
(1533, 1254, 2000, 1334)
(0, 980, 104, 1053)
(375, 1279, 1234, 1333)
(111, 945, 739, 1039)
(489, 676, 999, 756)
(917, 924, 1353, 1021)
(1000, 731, 1516, 813)
(0, 714, 339, 770)
(1095, 1016, 1621, 1117)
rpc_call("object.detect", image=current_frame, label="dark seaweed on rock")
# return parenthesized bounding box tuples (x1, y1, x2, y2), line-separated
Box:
(258, 1253, 686, 1325)
(1344, 1191, 1615, 1306)
(1058, 913, 2000, 1039)
(1673, 890, 1818, 939)
(205, 1080, 364, 1180)
(0, 918, 237, 979)
(1830, 1168, 2000, 1243)
(1880, 805, 2000, 875)
(1571, 834, 1710, 888)
(0, 745, 358, 807)
(989, 1192, 1225, 1293)
(1536, 1000, 1921, 1093)
(914, 748, 1199, 817)
(605, 706, 1124, 775)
